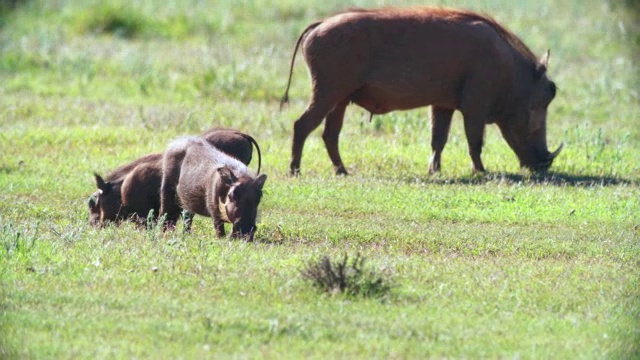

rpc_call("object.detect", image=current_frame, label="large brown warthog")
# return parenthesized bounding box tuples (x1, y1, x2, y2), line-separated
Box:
(281, 7, 563, 175)
(159, 137, 267, 240)
(89, 129, 261, 227)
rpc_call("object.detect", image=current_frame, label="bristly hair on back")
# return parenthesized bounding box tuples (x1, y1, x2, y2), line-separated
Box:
(337, 7, 540, 67)
(442, 8, 539, 65)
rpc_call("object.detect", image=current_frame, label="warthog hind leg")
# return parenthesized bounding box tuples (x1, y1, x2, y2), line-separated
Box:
(322, 99, 349, 175)
(290, 96, 342, 175)
(429, 106, 454, 173)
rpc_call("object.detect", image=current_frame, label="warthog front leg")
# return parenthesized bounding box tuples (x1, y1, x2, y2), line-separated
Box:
(213, 216, 226, 238)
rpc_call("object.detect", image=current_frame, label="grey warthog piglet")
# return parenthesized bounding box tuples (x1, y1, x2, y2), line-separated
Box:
(89, 129, 261, 227)
(159, 136, 267, 240)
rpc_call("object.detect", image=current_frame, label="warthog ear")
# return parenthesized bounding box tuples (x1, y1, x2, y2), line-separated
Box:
(540, 49, 550, 67)
(535, 49, 550, 78)
(216, 166, 237, 185)
(94, 173, 112, 194)
(255, 174, 267, 190)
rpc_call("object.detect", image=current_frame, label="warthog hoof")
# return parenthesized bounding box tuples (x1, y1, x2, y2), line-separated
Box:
(335, 166, 348, 176)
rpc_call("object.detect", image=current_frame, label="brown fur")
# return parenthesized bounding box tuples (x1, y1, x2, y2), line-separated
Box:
(89, 153, 162, 227)
(281, 7, 562, 175)
(201, 128, 262, 174)
(88, 129, 261, 227)
(159, 137, 267, 240)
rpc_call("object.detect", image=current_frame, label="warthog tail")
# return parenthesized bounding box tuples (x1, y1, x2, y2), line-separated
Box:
(280, 21, 323, 111)
(241, 133, 262, 175)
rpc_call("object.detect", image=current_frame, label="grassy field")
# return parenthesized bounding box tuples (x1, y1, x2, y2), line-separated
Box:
(1, 0, 639, 358)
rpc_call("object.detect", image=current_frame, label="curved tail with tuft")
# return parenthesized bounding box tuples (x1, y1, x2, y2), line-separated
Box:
(241, 133, 262, 175)
(279, 21, 323, 111)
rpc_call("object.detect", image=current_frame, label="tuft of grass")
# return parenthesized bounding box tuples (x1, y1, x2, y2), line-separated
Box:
(0, 0, 28, 29)
(301, 253, 393, 298)
(76, 5, 148, 39)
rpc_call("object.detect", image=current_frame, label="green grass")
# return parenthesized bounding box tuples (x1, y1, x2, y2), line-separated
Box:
(1, 0, 639, 358)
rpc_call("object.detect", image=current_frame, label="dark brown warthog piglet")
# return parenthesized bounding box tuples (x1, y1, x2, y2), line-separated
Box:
(159, 137, 267, 240)
(88, 129, 262, 227)
(281, 7, 563, 175)
(202, 128, 262, 174)
(89, 153, 163, 227)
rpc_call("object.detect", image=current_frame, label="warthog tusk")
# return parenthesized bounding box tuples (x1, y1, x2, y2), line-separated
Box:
(218, 198, 231, 223)
(548, 142, 564, 160)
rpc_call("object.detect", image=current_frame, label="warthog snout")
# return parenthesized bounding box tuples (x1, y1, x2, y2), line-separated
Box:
(521, 142, 564, 172)
(231, 221, 257, 241)
(538, 142, 564, 171)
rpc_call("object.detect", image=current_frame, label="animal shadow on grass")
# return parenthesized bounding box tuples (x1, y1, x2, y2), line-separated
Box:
(412, 172, 636, 188)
